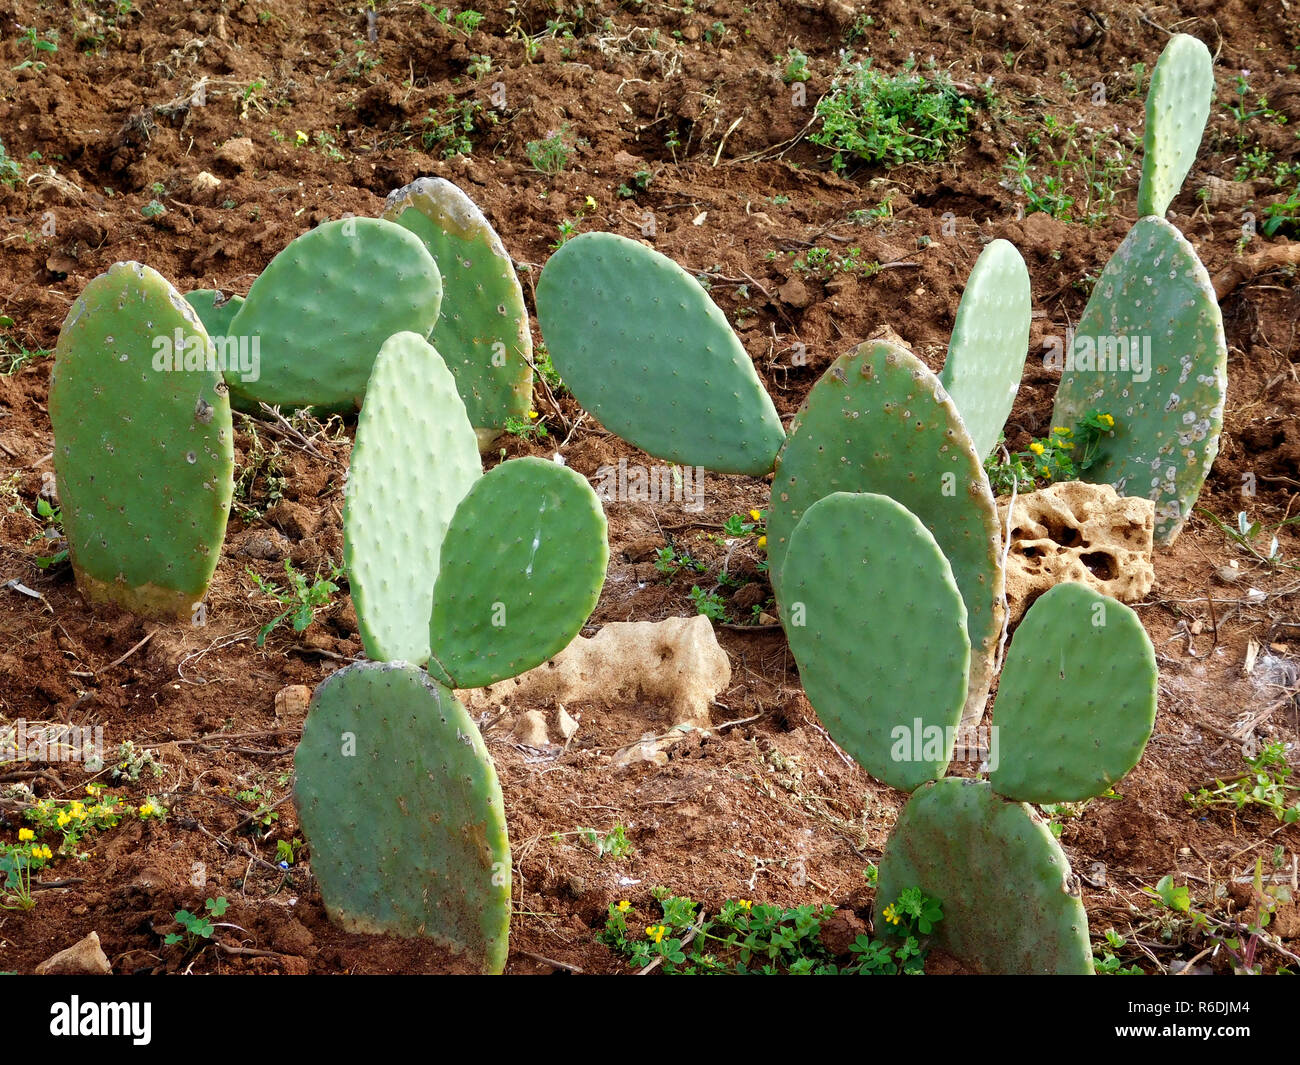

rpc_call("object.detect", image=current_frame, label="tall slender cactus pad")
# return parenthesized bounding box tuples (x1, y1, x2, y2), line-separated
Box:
(295, 661, 511, 974)
(383, 178, 533, 431)
(875, 778, 1093, 974)
(1050, 217, 1226, 543)
(49, 262, 234, 619)
(428, 457, 609, 689)
(780, 493, 970, 792)
(1137, 34, 1214, 218)
(769, 340, 1004, 726)
(939, 239, 1032, 460)
(226, 218, 443, 410)
(990, 583, 1158, 804)
(536, 232, 785, 475)
(344, 332, 481, 664)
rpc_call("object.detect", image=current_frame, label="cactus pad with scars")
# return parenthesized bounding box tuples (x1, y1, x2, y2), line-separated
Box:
(427, 457, 609, 689)
(1050, 216, 1226, 543)
(769, 340, 1004, 725)
(874, 778, 1093, 974)
(225, 218, 443, 410)
(49, 262, 234, 619)
(295, 661, 511, 973)
(1137, 34, 1214, 218)
(779, 492, 970, 792)
(383, 177, 532, 431)
(344, 332, 482, 664)
(535, 232, 785, 475)
(939, 238, 1032, 461)
(990, 582, 1158, 804)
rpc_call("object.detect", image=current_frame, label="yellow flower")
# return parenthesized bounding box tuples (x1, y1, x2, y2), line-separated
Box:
(528, 410, 539, 420)
(1028, 442, 1045, 456)
(749, 509, 761, 522)
(295, 130, 309, 145)
(736, 899, 752, 910)
(33, 845, 52, 861)
(616, 900, 631, 912)
(17, 828, 34, 842)
(646, 924, 667, 943)
(882, 903, 900, 925)
(1099, 413, 1114, 427)
(756, 535, 767, 549)
(56, 811, 71, 828)
(1052, 426, 1072, 436)
(584, 195, 597, 210)
(139, 802, 155, 817)
(1058, 440, 1075, 450)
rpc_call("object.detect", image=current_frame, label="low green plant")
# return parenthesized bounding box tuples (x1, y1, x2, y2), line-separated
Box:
(654, 545, 706, 579)
(616, 169, 653, 199)
(600, 887, 942, 974)
(580, 824, 633, 859)
(526, 125, 580, 175)
(983, 410, 1115, 494)
(1184, 741, 1300, 823)
(1094, 928, 1143, 974)
(29, 497, 68, 568)
(0, 138, 21, 185)
(782, 47, 810, 84)
(164, 896, 229, 952)
(502, 411, 547, 441)
(689, 585, 729, 621)
(110, 740, 164, 783)
(248, 560, 344, 647)
(141, 199, 166, 220)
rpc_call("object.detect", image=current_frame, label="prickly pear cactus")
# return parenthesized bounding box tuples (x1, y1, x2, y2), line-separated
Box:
(939, 238, 1032, 461)
(295, 661, 511, 974)
(183, 290, 244, 338)
(226, 218, 443, 411)
(383, 178, 532, 433)
(344, 332, 482, 664)
(779, 492, 970, 792)
(536, 232, 785, 475)
(874, 778, 1093, 974)
(49, 262, 234, 619)
(428, 457, 609, 689)
(990, 583, 1157, 804)
(1050, 217, 1227, 544)
(770, 340, 1004, 727)
(1137, 34, 1214, 218)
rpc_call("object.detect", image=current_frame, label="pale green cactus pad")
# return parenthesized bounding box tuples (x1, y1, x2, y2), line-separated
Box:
(183, 290, 244, 338)
(383, 177, 533, 431)
(1137, 34, 1214, 218)
(780, 492, 970, 792)
(344, 332, 481, 664)
(226, 218, 443, 411)
(939, 238, 1032, 461)
(1050, 217, 1226, 543)
(295, 661, 511, 974)
(770, 340, 1004, 727)
(428, 457, 609, 689)
(874, 778, 1093, 974)
(49, 262, 234, 619)
(536, 232, 785, 475)
(990, 583, 1158, 804)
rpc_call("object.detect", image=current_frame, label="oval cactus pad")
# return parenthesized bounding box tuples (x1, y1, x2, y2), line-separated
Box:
(295, 661, 511, 973)
(428, 457, 609, 689)
(536, 231, 785, 475)
(1137, 34, 1214, 219)
(780, 492, 970, 792)
(344, 332, 482, 664)
(49, 262, 234, 619)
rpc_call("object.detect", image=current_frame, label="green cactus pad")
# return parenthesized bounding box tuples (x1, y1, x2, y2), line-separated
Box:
(383, 178, 533, 430)
(780, 493, 970, 792)
(770, 340, 1004, 725)
(183, 290, 244, 337)
(225, 218, 443, 410)
(295, 661, 511, 973)
(939, 239, 1032, 460)
(535, 232, 785, 475)
(875, 778, 1093, 974)
(990, 583, 1157, 804)
(1137, 34, 1214, 218)
(49, 262, 234, 619)
(428, 457, 608, 689)
(344, 332, 482, 664)
(1050, 217, 1226, 544)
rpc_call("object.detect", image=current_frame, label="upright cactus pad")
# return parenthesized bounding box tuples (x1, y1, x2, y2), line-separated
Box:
(990, 583, 1157, 804)
(428, 457, 609, 689)
(939, 239, 1032, 461)
(1050, 217, 1226, 543)
(295, 661, 511, 974)
(780, 493, 970, 792)
(383, 178, 532, 431)
(183, 290, 244, 337)
(344, 332, 482, 664)
(226, 218, 443, 411)
(875, 778, 1093, 974)
(1137, 34, 1214, 218)
(770, 340, 1004, 725)
(535, 232, 785, 475)
(49, 262, 234, 619)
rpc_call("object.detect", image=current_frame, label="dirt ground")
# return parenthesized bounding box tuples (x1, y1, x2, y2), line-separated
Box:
(1, 0, 1298, 974)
